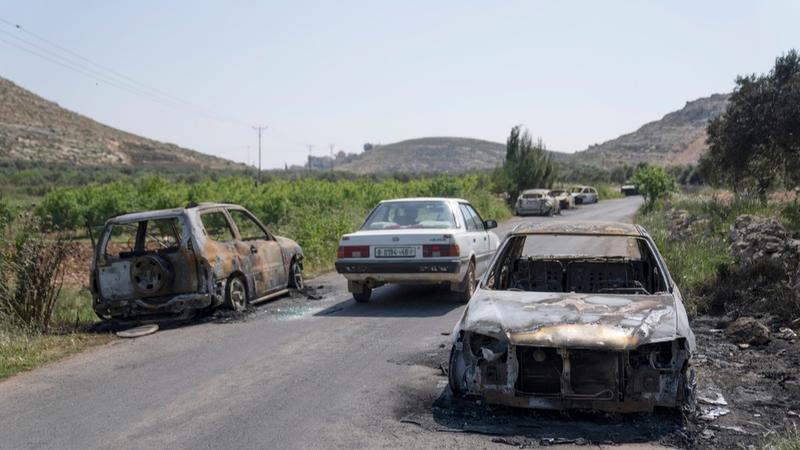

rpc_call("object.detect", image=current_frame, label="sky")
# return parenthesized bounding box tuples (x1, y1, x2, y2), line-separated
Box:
(2, 1, 799, 168)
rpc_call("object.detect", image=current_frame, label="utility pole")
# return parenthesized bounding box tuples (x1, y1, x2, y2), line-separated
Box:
(307, 145, 314, 172)
(329, 143, 335, 171)
(252, 125, 267, 185)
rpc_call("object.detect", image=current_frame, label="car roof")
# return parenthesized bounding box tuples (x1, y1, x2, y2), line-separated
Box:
(378, 197, 468, 204)
(510, 220, 643, 237)
(106, 202, 241, 224)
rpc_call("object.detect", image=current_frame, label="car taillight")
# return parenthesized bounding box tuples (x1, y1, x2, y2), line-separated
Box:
(423, 244, 459, 257)
(337, 245, 370, 258)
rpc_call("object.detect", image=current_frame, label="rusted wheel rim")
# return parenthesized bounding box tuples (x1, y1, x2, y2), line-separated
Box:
(230, 278, 247, 310)
(292, 262, 304, 290)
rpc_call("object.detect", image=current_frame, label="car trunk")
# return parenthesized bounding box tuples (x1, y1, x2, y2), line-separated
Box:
(340, 230, 456, 260)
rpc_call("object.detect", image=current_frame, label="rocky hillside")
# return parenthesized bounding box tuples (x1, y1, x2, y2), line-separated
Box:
(332, 137, 568, 174)
(0, 76, 242, 170)
(571, 93, 730, 167)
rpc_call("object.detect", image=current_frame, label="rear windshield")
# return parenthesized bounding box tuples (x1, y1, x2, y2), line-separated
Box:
(521, 234, 642, 259)
(362, 201, 455, 230)
(104, 217, 183, 258)
(522, 193, 544, 199)
(550, 190, 565, 196)
(571, 187, 583, 193)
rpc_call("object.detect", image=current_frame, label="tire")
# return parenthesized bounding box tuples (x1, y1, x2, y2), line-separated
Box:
(679, 365, 697, 413)
(225, 276, 248, 312)
(353, 286, 372, 303)
(289, 259, 304, 290)
(448, 346, 464, 396)
(455, 261, 476, 303)
(130, 255, 172, 295)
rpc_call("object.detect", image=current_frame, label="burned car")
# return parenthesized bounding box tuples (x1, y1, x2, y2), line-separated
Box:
(90, 203, 304, 320)
(448, 221, 696, 412)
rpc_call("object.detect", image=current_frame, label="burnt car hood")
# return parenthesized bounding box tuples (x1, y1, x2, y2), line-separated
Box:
(460, 290, 694, 351)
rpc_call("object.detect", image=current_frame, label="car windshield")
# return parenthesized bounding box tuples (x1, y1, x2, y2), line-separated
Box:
(522, 192, 544, 199)
(570, 187, 583, 193)
(362, 201, 455, 230)
(485, 233, 669, 294)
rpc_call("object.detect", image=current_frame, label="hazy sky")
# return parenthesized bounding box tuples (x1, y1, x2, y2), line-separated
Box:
(2, 1, 798, 168)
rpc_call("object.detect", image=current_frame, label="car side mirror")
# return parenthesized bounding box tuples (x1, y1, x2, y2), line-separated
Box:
(484, 220, 497, 230)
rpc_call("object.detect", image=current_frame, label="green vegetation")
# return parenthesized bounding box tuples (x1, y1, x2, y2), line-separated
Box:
(631, 165, 676, 212)
(36, 174, 511, 274)
(493, 126, 558, 202)
(637, 191, 799, 315)
(762, 426, 800, 450)
(701, 49, 800, 200)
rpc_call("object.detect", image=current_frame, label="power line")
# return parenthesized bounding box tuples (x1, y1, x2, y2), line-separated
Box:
(0, 17, 249, 128)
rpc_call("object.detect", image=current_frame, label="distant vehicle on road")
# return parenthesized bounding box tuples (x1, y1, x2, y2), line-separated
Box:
(515, 189, 559, 216)
(335, 198, 500, 303)
(90, 203, 304, 320)
(570, 186, 598, 204)
(448, 220, 696, 413)
(548, 189, 575, 210)
(620, 184, 639, 196)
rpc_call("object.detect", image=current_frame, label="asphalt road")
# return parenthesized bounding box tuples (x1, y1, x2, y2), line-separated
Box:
(0, 196, 651, 450)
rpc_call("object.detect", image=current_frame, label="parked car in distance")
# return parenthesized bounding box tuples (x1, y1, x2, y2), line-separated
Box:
(335, 198, 500, 303)
(570, 186, 598, 204)
(515, 189, 559, 216)
(620, 184, 639, 196)
(448, 221, 696, 413)
(90, 203, 304, 320)
(548, 189, 575, 210)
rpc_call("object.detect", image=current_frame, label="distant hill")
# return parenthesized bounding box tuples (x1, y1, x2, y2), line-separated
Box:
(332, 137, 568, 174)
(0, 76, 242, 170)
(570, 94, 730, 167)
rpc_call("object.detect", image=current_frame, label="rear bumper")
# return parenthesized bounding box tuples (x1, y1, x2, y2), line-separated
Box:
(93, 292, 213, 319)
(516, 206, 550, 215)
(335, 259, 463, 283)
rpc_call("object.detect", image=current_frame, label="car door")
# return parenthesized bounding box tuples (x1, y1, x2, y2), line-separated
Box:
(228, 208, 287, 295)
(459, 203, 490, 274)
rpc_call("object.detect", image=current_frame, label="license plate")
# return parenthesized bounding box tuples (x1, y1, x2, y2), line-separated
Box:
(375, 247, 416, 258)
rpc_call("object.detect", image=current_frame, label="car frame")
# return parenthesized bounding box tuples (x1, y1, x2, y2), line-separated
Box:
(548, 189, 575, 210)
(90, 202, 304, 320)
(335, 198, 500, 303)
(570, 186, 599, 204)
(515, 189, 559, 216)
(448, 220, 696, 413)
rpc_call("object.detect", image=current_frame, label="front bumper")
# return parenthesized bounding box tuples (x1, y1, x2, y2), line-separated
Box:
(93, 292, 213, 319)
(335, 259, 463, 283)
(454, 341, 689, 413)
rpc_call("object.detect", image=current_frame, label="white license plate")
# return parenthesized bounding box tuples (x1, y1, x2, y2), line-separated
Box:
(375, 247, 416, 258)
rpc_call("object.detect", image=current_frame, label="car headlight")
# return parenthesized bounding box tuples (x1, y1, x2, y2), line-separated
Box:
(468, 333, 508, 361)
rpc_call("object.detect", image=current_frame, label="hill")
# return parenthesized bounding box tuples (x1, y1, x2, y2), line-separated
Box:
(332, 137, 568, 174)
(0, 76, 242, 170)
(570, 93, 730, 167)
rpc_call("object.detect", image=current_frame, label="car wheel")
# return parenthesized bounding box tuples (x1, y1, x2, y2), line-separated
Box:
(225, 276, 248, 312)
(455, 261, 476, 303)
(353, 286, 372, 303)
(289, 259, 304, 290)
(448, 346, 465, 396)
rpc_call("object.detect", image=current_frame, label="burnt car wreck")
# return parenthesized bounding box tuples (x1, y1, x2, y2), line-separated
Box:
(90, 203, 304, 320)
(448, 221, 696, 412)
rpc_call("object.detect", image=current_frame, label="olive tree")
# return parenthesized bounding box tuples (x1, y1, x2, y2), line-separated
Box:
(631, 166, 676, 212)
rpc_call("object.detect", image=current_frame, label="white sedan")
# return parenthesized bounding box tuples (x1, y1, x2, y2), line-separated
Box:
(335, 198, 500, 303)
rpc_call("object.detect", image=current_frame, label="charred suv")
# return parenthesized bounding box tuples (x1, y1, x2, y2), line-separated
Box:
(448, 221, 696, 412)
(90, 203, 304, 320)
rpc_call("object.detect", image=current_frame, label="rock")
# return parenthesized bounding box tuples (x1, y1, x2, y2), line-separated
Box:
(730, 215, 800, 276)
(725, 317, 771, 346)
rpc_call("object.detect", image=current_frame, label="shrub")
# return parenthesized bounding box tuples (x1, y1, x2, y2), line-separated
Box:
(0, 214, 75, 331)
(631, 166, 676, 212)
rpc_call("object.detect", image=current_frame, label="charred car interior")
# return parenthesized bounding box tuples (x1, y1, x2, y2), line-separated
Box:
(449, 222, 696, 413)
